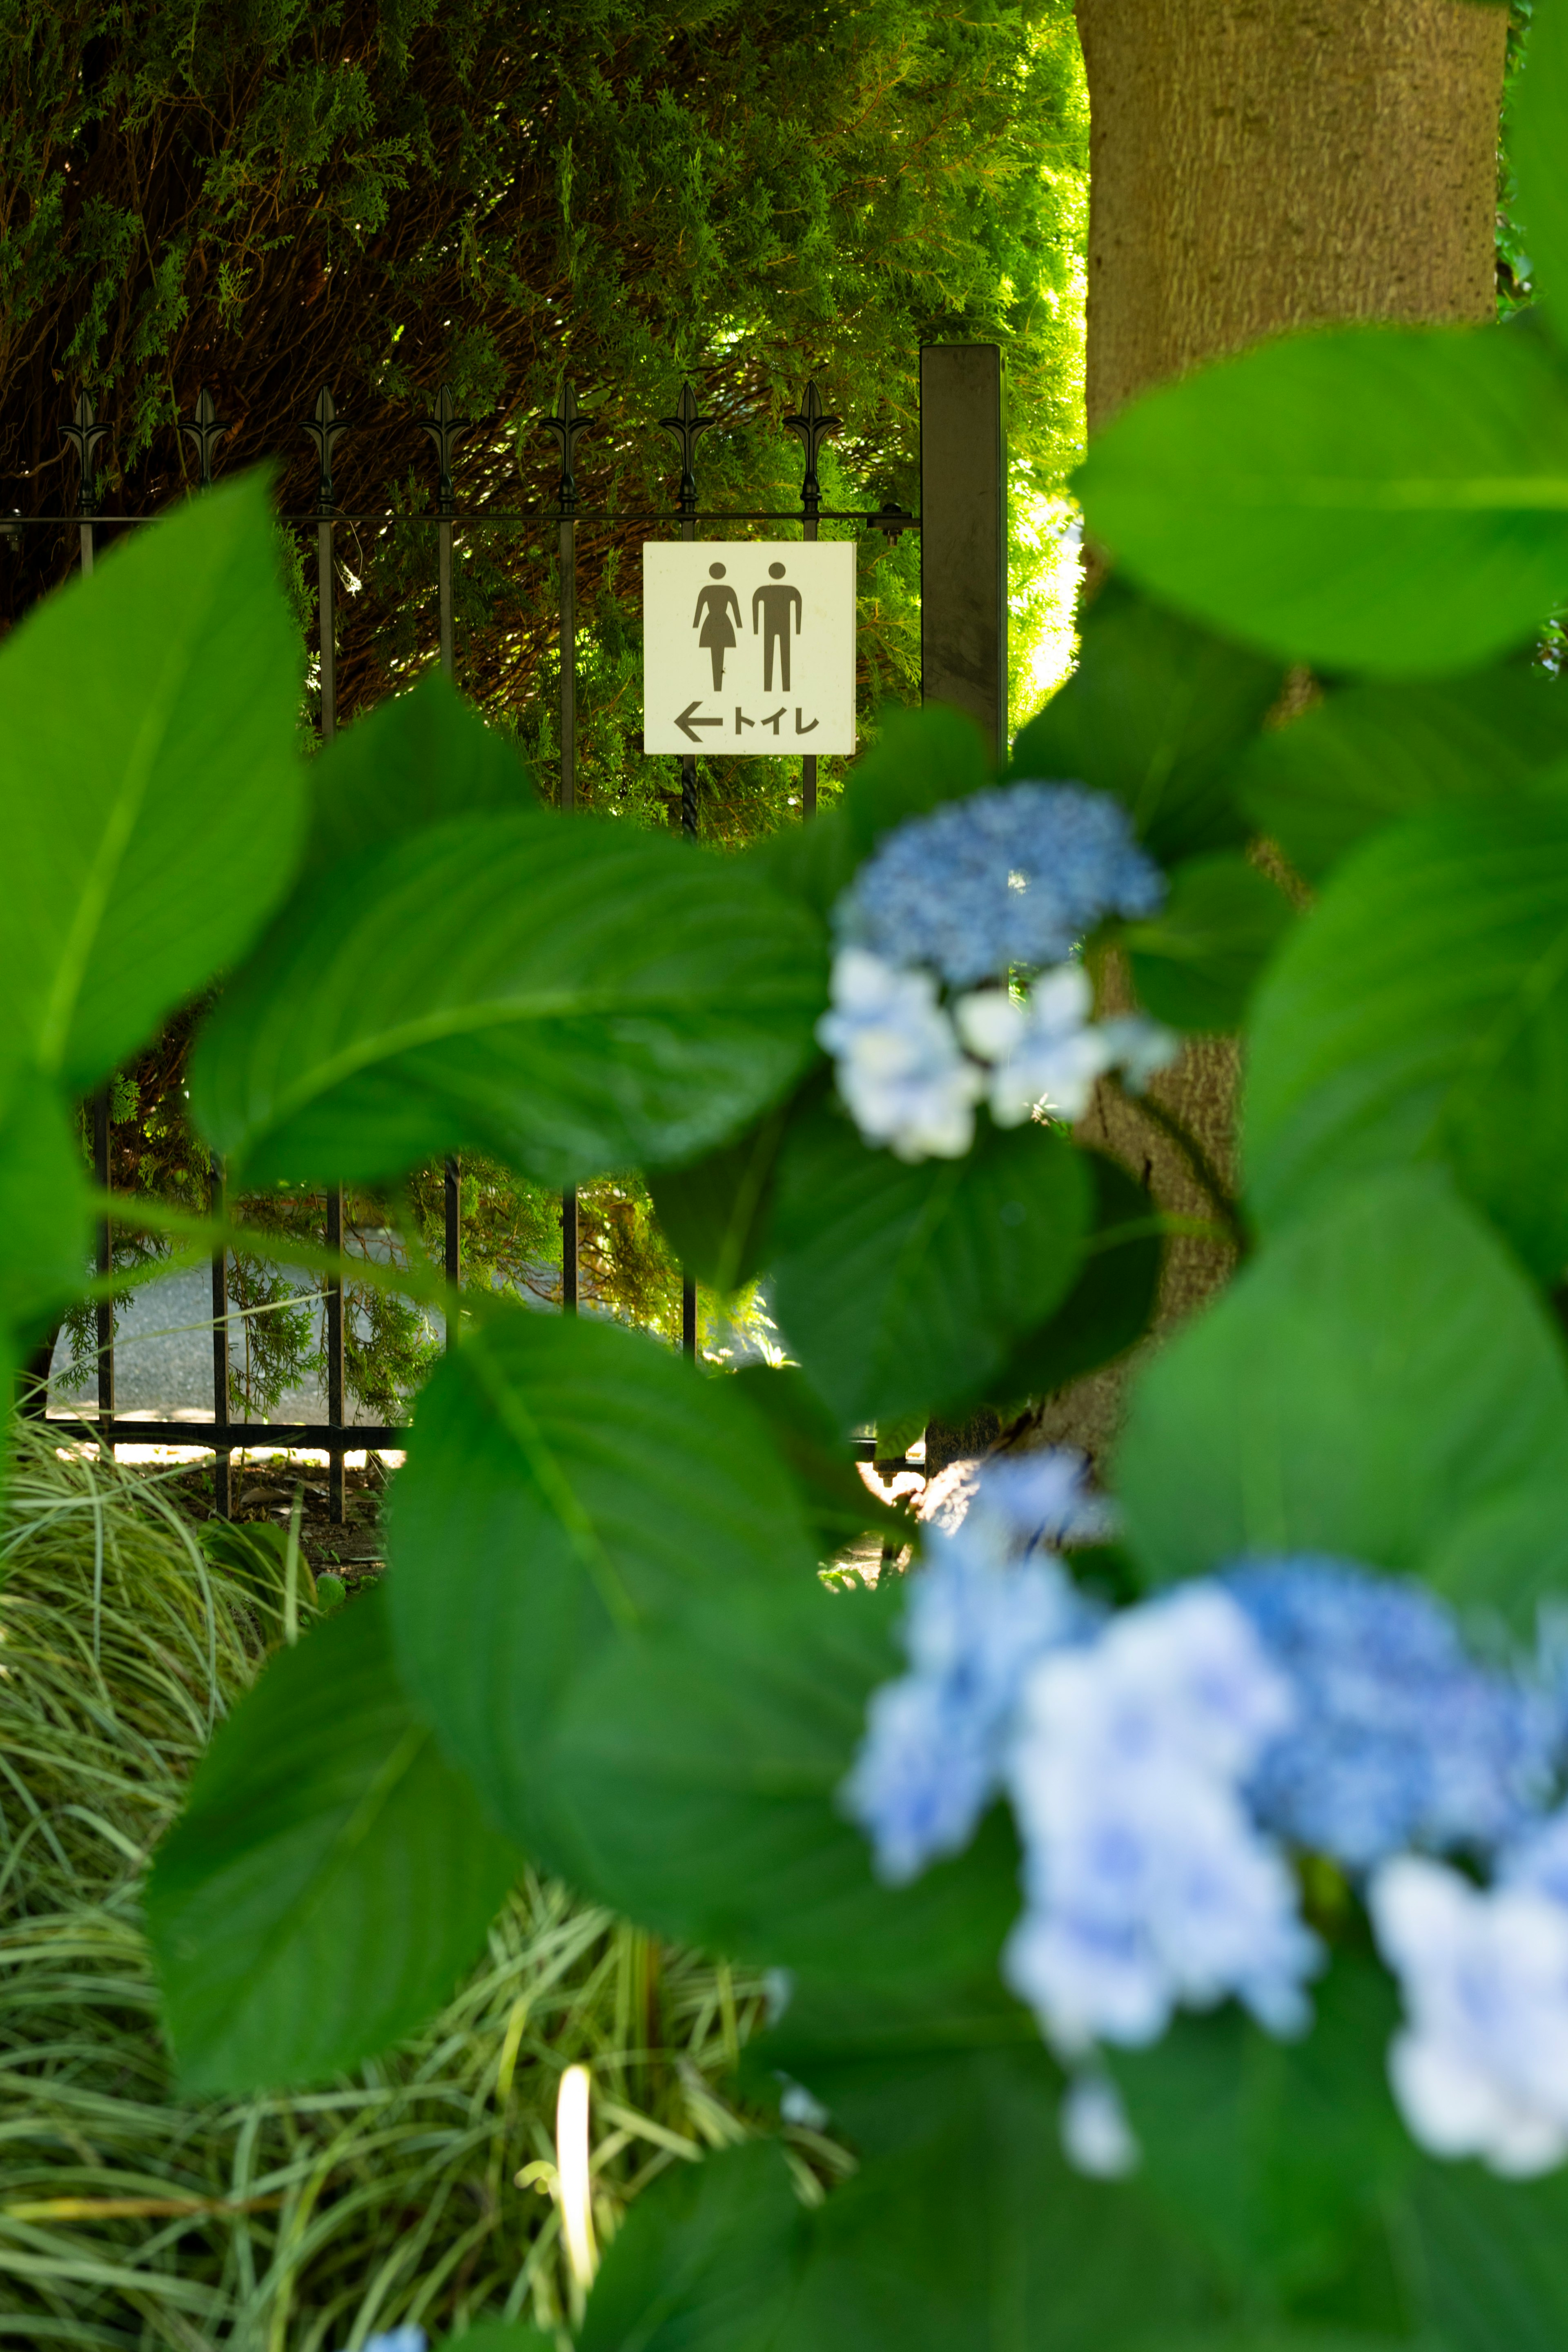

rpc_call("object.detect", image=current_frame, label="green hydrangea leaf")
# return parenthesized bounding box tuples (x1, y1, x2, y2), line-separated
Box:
(146, 1587, 521, 2092)
(191, 814, 827, 1187)
(770, 1096, 1092, 1426)
(1006, 581, 1283, 864)
(1234, 667, 1568, 884)
(0, 472, 305, 1095)
(1245, 782, 1568, 1278)
(385, 1307, 819, 1876)
(1116, 1168, 1568, 1628)
(1125, 851, 1295, 1033)
(1078, 325, 1568, 678)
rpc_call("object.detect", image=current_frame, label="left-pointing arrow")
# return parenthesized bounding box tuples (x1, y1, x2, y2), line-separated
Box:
(675, 699, 724, 744)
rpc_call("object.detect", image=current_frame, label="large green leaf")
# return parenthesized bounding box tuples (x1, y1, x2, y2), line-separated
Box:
(839, 703, 992, 855)
(1125, 851, 1295, 1032)
(983, 1151, 1161, 1410)
(1115, 1168, 1568, 1625)
(1235, 667, 1568, 883)
(730, 1365, 908, 1555)
(1006, 581, 1283, 863)
(770, 1097, 1092, 1425)
(0, 1070, 92, 1345)
(1108, 1957, 1411, 2310)
(549, 1570, 1022, 1984)
(1077, 325, 1568, 677)
(0, 472, 304, 1095)
(1514, 0, 1568, 356)
(775, 2047, 1218, 2352)
(1245, 784, 1568, 1278)
(145, 1588, 521, 2092)
(308, 666, 541, 869)
(646, 1091, 797, 1294)
(385, 1309, 820, 1875)
(1399, 2159, 1568, 2352)
(190, 813, 826, 1186)
(577, 2140, 802, 2352)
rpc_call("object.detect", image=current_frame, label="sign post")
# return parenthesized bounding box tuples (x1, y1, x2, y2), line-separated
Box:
(642, 541, 857, 757)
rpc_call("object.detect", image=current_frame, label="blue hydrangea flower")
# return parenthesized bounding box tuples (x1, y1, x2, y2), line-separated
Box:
(361, 2330, 427, 2352)
(837, 781, 1165, 987)
(1372, 1854, 1568, 2177)
(816, 947, 984, 1161)
(1227, 1557, 1558, 1870)
(840, 1502, 1090, 1884)
(1003, 1584, 1319, 2054)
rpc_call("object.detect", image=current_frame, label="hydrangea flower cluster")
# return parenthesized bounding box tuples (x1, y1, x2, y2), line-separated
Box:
(817, 782, 1178, 1162)
(1229, 1559, 1557, 1868)
(839, 1452, 1103, 1883)
(840, 782, 1167, 986)
(1003, 1586, 1321, 2057)
(842, 1482, 1568, 2180)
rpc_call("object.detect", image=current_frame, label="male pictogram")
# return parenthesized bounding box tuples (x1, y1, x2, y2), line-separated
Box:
(752, 561, 802, 693)
(692, 561, 742, 691)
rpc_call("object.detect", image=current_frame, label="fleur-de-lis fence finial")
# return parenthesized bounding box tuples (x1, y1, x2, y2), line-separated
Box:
(300, 385, 351, 514)
(421, 384, 471, 514)
(536, 380, 590, 517)
(657, 382, 715, 517)
(180, 388, 228, 490)
(60, 391, 109, 514)
(785, 380, 841, 521)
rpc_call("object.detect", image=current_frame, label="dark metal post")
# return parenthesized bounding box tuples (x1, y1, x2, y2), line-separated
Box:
(658, 385, 716, 1362)
(92, 1090, 114, 1446)
(325, 1187, 345, 1523)
(211, 1157, 231, 1518)
(785, 383, 840, 821)
(301, 387, 350, 741)
(61, 392, 106, 579)
(540, 383, 590, 1316)
(919, 345, 1007, 758)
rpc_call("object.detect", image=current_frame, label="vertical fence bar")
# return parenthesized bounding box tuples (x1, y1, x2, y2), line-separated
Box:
(439, 517, 454, 681)
(93, 1090, 114, 1447)
(800, 498, 817, 818)
(302, 387, 348, 743)
(786, 383, 840, 823)
(425, 385, 467, 1346)
(326, 1187, 345, 1523)
(211, 1158, 231, 1518)
(444, 1154, 461, 1350)
(560, 492, 580, 1316)
(440, 492, 459, 1334)
(658, 385, 714, 1365)
(62, 391, 105, 580)
(317, 521, 336, 741)
(679, 459, 698, 1357)
(543, 382, 588, 1318)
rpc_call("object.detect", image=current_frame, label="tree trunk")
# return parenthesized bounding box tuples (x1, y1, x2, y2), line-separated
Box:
(1033, 0, 1506, 1466)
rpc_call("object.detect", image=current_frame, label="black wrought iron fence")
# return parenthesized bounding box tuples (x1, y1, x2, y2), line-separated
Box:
(15, 368, 937, 1518)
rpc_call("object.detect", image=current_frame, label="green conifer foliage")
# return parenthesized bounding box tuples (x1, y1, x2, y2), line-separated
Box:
(0, 0, 1087, 811)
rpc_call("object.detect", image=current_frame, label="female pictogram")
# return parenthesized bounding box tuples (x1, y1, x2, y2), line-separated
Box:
(692, 561, 743, 690)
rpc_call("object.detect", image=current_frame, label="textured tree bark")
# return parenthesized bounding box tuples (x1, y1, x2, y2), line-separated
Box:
(1031, 0, 1507, 1466)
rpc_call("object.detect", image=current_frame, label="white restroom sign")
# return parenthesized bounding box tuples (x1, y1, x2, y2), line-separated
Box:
(642, 541, 857, 755)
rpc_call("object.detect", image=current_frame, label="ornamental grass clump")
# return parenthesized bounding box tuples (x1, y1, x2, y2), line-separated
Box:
(0, 1425, 798, 2350)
